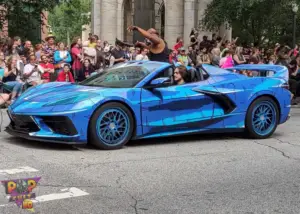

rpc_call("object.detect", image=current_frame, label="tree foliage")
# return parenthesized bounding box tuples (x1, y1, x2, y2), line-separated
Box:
(48, 0, 91, 44)
(0, 0, 58, 43)
(203, 0, 300, 46)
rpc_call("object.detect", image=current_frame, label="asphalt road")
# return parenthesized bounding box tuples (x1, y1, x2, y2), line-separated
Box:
(0, 108, 300, 214)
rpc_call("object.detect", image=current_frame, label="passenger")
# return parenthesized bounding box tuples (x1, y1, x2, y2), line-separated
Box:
(174, 66, 188, 85)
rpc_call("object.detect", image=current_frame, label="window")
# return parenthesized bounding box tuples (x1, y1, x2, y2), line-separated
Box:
(80, 65, 158, 88)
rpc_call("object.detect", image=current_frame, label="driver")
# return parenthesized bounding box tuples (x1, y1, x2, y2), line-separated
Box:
(174, 66, 188, 85)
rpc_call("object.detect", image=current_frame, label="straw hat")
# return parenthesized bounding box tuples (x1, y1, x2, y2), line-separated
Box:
(45, 33, 56, 41)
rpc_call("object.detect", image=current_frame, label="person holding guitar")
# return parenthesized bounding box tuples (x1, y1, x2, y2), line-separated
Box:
(54, 42, 72, 73)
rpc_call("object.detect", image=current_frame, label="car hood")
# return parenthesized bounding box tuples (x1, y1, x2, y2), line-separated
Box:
(10, 82, 112, 114)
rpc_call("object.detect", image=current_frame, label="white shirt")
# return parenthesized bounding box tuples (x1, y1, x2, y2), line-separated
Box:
(135, 54, 149, 61)
(24, 63, 44, 83)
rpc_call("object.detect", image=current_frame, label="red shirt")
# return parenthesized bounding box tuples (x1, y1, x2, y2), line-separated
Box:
(71, 46, 82, 70)
(40, 63, 54, 82)
(173, 42, 183, 51)
(57, 71, 75, 83)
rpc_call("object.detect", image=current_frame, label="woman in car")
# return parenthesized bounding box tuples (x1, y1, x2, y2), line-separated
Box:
(174, 66, 189, 85)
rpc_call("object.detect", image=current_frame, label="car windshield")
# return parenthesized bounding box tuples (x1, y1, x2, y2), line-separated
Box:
(80, 63, 162, 88)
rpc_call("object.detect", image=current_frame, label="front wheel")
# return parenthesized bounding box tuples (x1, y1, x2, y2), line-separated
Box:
(245, 97, 279, 139)
(89, 102, 134, 150)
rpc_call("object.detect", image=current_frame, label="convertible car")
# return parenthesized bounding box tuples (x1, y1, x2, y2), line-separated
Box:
(6, 61, 291, 150)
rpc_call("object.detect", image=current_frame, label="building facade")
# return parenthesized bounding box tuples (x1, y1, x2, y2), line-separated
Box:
(91, 0, 231, 47)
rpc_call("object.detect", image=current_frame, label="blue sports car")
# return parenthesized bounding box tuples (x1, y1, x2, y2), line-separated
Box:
(6, 61, 291, 150)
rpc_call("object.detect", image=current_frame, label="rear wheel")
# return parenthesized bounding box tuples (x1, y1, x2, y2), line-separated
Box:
(245, 97, 279, 139)
(89, 103, 134, 150)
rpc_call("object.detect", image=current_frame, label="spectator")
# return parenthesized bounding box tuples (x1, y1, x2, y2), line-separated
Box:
(169, 50, 178, 64)
(197, 47, 211, 65)
(57, 64, 75, 83)
(0, 52, 5, 68)
(268, 55, 276, 64)
(94, 40, 106, 73)
(111, 40, 126, 65)
(104, 46, 115, 68)
(54, 42, 72, 72)
(129, 47, 136, 60)
(43, 34, 57, 63)
(199, 36, 211, 50)
(136, 48, 149, 61)
(35, 44, 43, 63)
(71, 37, 83, 80)
(211, 45, 221, 66)
(83, 34, 97, 48)
(77, 59, 95, 82)
(187, 46, 197, 66)
(177, 48, 190, 66)
(3, 56, 24, 102)
(173, 37, 184, 51)
(220, 49, 234, 68)
(23, 55, 44, 86)
(10, 36, 22, 56)
(40, 55, 55, 83)
(233, 47, 246, 65)
(249, 48, 261, 64)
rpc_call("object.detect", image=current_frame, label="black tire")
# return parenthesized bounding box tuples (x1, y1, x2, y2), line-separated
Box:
(245, 96, 279, 139)
(89, 102, 134, 150)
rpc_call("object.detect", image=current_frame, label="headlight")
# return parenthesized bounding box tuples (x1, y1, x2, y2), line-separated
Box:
(43, 94, 97, 107)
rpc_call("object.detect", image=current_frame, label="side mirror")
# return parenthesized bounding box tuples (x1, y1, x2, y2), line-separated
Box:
(145, 77, 171, 89)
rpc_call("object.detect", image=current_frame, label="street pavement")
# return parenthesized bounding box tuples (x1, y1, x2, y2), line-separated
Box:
(0, 108, 300, 214)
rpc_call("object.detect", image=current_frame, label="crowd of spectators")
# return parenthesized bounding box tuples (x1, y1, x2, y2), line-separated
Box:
(0, 27, 299, 107)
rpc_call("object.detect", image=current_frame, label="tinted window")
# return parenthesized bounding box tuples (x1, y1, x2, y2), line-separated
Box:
(80, 65, 155, 88)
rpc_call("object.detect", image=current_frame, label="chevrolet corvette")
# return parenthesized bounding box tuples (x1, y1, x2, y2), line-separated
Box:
(6, 61, 291, 150)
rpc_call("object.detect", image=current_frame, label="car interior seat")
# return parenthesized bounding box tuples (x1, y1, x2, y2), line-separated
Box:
(188, 68, 202, 82)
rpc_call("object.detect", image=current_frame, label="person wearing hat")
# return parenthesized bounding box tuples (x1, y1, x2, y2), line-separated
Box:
(177, 47, 190, 66)
(43, 34, 57, 64)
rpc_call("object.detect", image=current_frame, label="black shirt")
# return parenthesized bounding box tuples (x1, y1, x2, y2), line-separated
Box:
(111, 48, 125, 65)
(148, 40, 169, 62)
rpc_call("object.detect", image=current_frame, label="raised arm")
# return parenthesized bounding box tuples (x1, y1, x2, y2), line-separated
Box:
(127, 26, 160, 45)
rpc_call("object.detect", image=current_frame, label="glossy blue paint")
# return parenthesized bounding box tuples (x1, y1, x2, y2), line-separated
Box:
(6, 62, 291, 145)
(251, 101, 276, 136)
(150, 77, 170, 86)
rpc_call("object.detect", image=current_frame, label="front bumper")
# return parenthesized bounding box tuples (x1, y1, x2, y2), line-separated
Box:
(5, 112, 87, 145)
(5, 126, 84, 144)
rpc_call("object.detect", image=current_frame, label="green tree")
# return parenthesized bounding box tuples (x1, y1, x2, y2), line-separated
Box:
(0, 0, 58, 43)
(203, 0, 300, 46)
(48, 0, 91, 45)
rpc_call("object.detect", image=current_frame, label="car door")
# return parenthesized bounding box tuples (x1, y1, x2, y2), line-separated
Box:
(140, 69, 225, 136)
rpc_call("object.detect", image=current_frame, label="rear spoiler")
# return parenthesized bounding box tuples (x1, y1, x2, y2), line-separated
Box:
(226, 64, 289, 81)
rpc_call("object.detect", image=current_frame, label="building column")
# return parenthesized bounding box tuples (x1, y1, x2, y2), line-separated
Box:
(184, 0, 197, 48)
(196, 0, 213, 41)
(91, 0, 101, 37)
(219, 22, 232, 41)
(164, 0, 184, 48)
(116, 0, 123, 40)
(100, 0, 118, 44)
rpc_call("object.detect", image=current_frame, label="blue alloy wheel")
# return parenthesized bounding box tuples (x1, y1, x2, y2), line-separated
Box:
(245, 96, 279, 139)
(89, 102, 134, 150)
(251, 101, 276, 136)
(96, 108, 130, 146)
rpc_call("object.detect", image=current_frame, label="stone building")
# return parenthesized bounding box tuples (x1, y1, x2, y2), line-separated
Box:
(91, 0, 231, 48)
